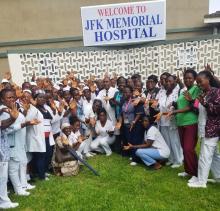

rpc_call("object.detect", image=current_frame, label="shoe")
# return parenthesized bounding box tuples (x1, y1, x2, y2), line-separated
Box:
(23, 183, 36, 190)
(15, 189, 30, 196)
(0, 202, 19, 209)
(130, 162, 137, 166)
(45, 177, 50, 181)
(188, 176, 198, 184)
(188, 181, 207, 188)
(45, 173, 51, 177)
(85, 153, 93, 158)
(129, 157, 132, 161)
(26, 174, 31, 181)
(153, 162, 162, 170)
(106, 152, 112, 156)
(166, 161, 172, 166)
(207, 179, 217, 183)
(178, 172, 189, 177)
(90, 152, 97, 156)
(171, 164, 182, 168)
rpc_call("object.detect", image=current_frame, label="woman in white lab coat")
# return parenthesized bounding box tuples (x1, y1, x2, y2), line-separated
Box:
(0, 89, 39, 196)
(20, 90, 45, 183)
(34, 90, 55, 180)
(90, 109, 115, 156)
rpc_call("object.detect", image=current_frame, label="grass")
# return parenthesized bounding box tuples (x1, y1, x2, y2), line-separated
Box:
(9, 153, 220, 211)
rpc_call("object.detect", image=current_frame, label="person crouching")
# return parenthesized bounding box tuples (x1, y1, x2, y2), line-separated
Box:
(123, 116, 170, 170)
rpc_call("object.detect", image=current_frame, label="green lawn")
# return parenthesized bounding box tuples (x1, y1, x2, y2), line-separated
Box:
(9, 154, 220, 211)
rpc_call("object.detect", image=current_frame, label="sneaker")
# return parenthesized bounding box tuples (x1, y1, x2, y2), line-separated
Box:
(45, 173, 51, 177)
(85, 153, 93, 158)
(106, 152, 112, 157)
(23, 183, 36, 190)
(188, 181, 207, 188)
(166, 161, 173, 166)
(15, 189, 30, 196)
(178, 172, 189, 177)
(45, 177, 50, 181)
(0, 202, 19, 209)
(207, 179, 217, 183)
(188, 176, 198, 184)
(26, 174, 31, 181)
(89, 152, 97, 156)
(130, 162, 137, 166)
(171, 164, 182, 168)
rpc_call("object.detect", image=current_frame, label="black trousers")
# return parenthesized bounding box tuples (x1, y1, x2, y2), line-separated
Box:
(45, 137, 54, 173)
(32, 152, 46, 179)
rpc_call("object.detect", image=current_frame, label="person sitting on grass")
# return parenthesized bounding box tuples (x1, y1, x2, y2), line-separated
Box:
(69, 117, 90, 159)
(123, 116, 170, 170)
(53, 123, 79, 177)
(90, 108, 115, 156)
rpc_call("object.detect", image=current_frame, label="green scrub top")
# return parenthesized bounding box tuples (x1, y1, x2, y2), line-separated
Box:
(176, 85, 200, 126)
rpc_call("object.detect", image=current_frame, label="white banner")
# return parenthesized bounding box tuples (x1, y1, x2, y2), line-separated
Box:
(81, 0, 166, 46)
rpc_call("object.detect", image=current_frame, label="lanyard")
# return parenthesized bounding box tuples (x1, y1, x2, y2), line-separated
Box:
(125, 98, 132, 112)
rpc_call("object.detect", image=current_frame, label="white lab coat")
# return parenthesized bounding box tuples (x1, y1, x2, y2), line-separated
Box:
(97, 87, 118, 124)
(25, 104, 46, 153)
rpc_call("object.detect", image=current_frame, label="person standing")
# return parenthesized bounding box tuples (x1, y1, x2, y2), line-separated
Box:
(188, 71, 220, 188)
(158, 75, 183, 168)
(0, 95, 20, 209)
(170, 69, 200, 177)
(97, 77, 118, 124)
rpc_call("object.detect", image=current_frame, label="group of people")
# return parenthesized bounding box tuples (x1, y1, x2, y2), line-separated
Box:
(0, 66, 220, 209)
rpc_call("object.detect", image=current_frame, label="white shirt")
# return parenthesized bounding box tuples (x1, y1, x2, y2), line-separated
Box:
(68, 131, 81, 145)
(25, 104, 46, 152)
(97, 87, 118, 124)
(46, 101, 64, 135)
(158, 85, 179, 127)
(95, 120, 115, 138)
(144, 126, 170, 158)
(82, 98, 94, 119)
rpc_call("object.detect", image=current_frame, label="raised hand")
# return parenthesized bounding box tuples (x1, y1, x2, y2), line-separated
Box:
(57, 101, 65, 114)
(49, 99, 57, 110)
(21, 101, 30, 112)
(153, 112, 162, 122)
(197, 92, 206, 105)
(30, 98, 37, 106)
(4, 72, 11, 81)
(204, 63, 214, 75)
(104, 96, 111, 102)
(29, 119, 41, 125)
(183, 91, 192, 101)
(89, 117, 96, 127)
(77, 135, 84, 143)
(151, 100, 159, 109)
(9, 104, 19, 120)
(131, 98, 140, 106)
(69, 100, 77, 110)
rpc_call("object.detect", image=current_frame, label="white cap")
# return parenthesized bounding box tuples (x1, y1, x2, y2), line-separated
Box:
(23, 89, 32, 94)
(30, 82, 37, 86)
(83, 86, 90, 91)
(53, 84, 60, 90)
(63, 86, 70, 91)
(61, 123, 71, 130)
(1, 79, 9, 83)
